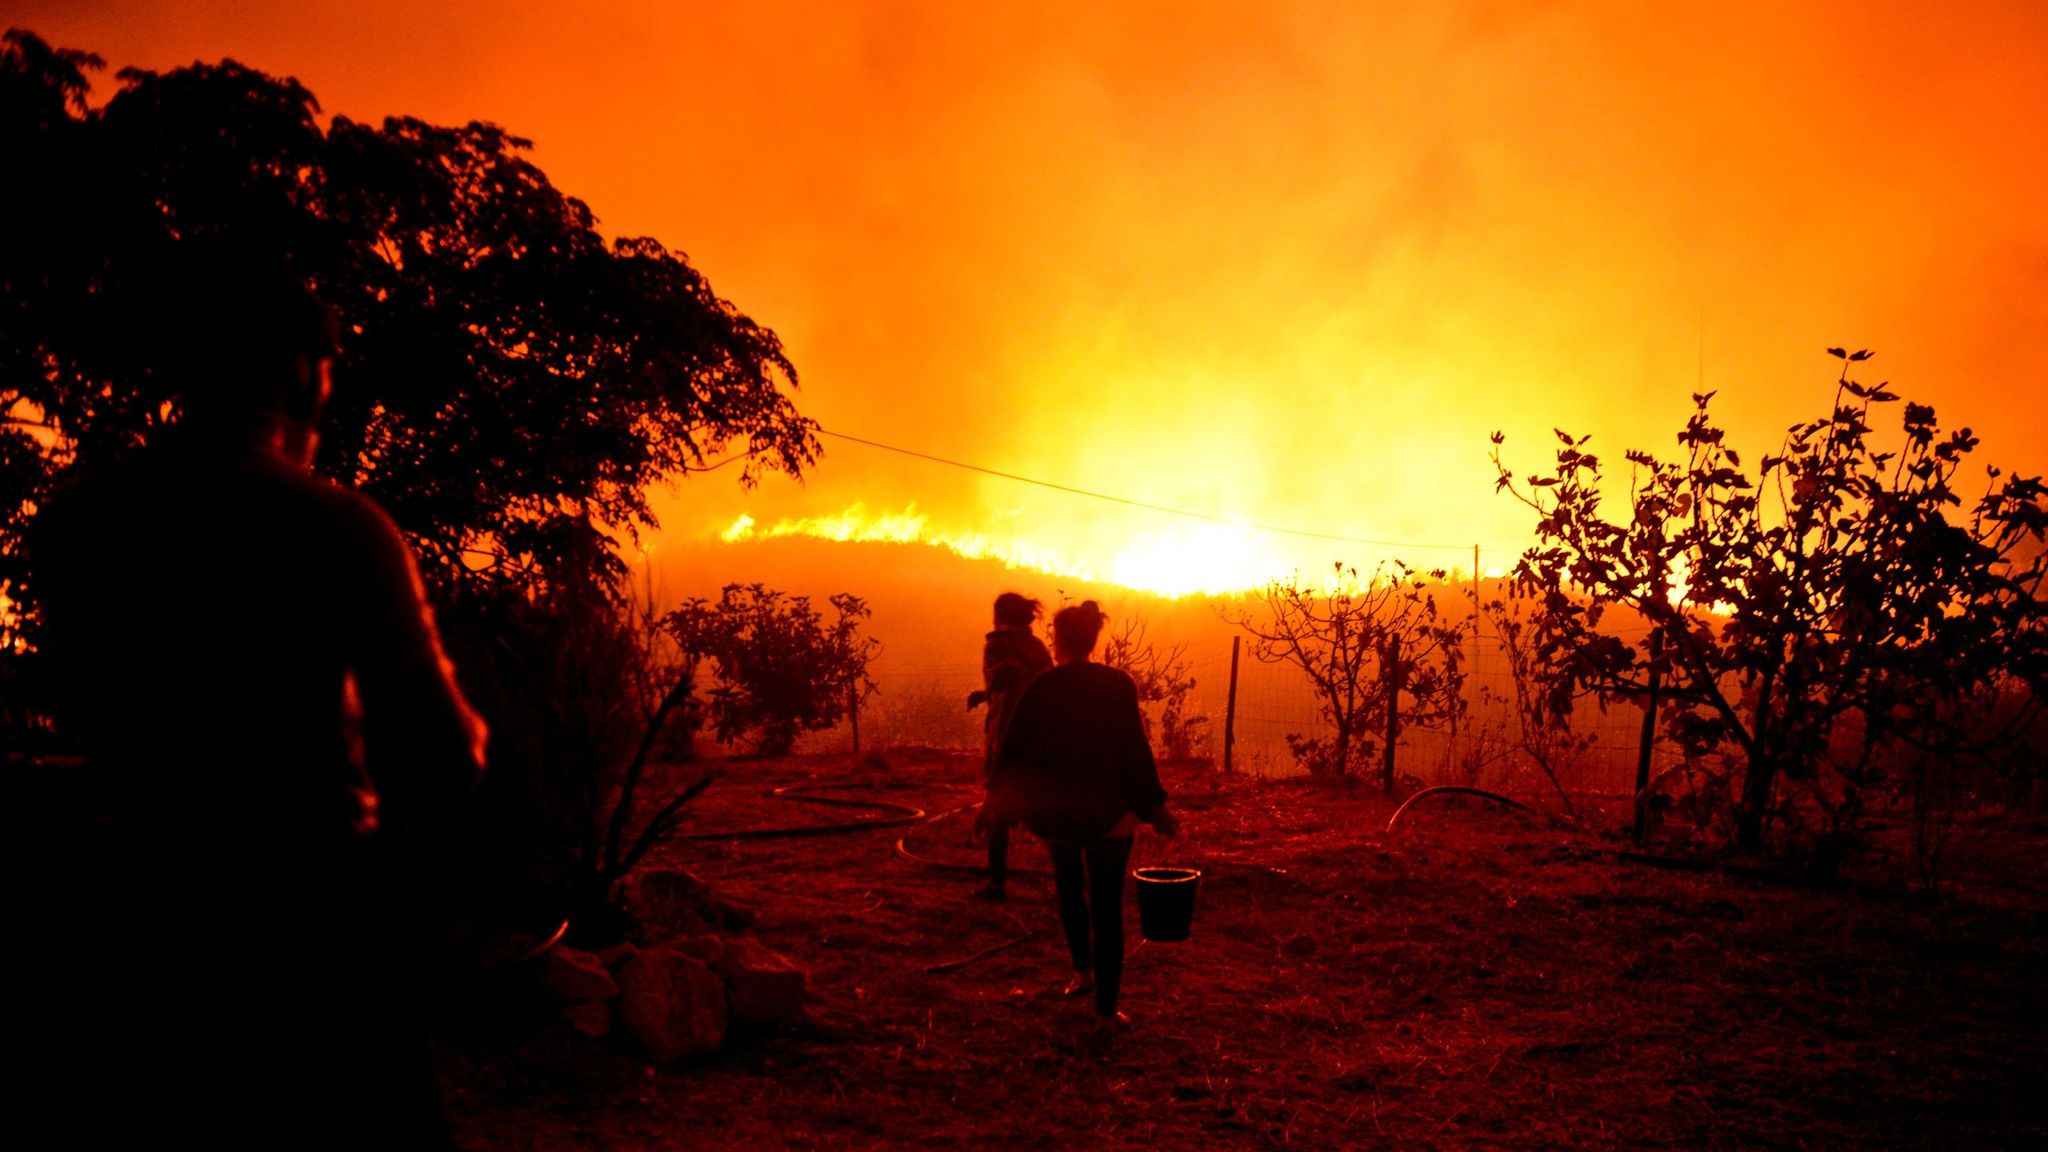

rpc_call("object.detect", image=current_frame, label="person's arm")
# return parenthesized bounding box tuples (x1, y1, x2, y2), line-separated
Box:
(342, 496, 486, 834)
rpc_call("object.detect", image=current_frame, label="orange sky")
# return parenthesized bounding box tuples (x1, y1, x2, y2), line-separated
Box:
(13, 1, 2047, 595)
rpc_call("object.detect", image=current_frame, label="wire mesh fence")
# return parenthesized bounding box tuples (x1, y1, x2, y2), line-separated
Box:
(791, 635, 1679, 797)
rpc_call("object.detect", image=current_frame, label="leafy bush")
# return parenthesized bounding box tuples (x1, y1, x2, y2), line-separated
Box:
(1493, 351, 2046, 856)
(665, 584, 879, 756)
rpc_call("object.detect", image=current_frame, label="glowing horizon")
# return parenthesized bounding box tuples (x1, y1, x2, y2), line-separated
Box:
(713, 501, 1503, 599)
(717, 505, 1308, 597)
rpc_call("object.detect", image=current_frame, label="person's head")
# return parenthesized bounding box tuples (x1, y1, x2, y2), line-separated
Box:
(993, 592, 1042, 630)
(167, 265, 341, 464)
(1050, 600, 1107, 662)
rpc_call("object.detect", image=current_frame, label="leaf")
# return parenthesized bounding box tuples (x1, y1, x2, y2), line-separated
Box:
(1826, 347, 1847, 359)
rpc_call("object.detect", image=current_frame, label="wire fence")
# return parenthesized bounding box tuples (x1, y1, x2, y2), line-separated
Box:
(792, 635, 1680, 797)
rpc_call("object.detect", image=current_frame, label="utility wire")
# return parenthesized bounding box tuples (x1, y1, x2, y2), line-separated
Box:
(818, 427, 1508, 555)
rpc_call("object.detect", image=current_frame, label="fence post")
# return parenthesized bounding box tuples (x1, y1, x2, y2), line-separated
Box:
(1470, 545, 1482, 760)
(1632, 630, 1663, 843)
(1223, 635, 1240, 774)
(849, 678, 862, 755)
(1381, 637, 1402, 794)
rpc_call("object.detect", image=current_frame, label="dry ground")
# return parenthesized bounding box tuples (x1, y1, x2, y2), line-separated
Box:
(443, 750, 2048, 1150)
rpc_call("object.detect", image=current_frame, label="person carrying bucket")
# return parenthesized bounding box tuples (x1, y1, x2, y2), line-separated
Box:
(966, 591, 1053, 900)
(985, 600, 1179, 1035)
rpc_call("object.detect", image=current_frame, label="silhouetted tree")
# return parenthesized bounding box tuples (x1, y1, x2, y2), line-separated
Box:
(1493, 351, 2046, 854)
(1225, 563, 1468, 790)
(1, 28, 816, 652)
(1, 29, 818, 927)
(665, 584, 880, 757)
(1099, 614, 1207, 760)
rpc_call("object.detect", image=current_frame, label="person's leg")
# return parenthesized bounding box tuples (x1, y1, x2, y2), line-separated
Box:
(1086, 836, 1134, 1018)
(1047, 839, 1093, 978)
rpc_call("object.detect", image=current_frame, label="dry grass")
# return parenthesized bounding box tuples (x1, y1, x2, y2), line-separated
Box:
(444, 750, 2048, 1150)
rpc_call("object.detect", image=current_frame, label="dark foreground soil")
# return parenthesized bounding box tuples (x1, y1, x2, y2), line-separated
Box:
(443, 751, 2048, 1150)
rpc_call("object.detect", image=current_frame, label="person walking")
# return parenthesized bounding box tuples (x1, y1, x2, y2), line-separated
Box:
(988, 601, 1178, 1035)
(968, 591, 1053, 899)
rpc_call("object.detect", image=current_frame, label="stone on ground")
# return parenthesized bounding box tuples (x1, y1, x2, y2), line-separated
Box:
(616, 945, 729, 1060)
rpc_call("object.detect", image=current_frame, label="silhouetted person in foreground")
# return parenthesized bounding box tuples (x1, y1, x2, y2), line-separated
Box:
(987, 601, 1178, 1035)
(967, 591, 1052, 899)
(32, 272, 486, 1149)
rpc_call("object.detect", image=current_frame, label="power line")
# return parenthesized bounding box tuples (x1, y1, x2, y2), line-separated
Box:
(818, 427, 1510, 555)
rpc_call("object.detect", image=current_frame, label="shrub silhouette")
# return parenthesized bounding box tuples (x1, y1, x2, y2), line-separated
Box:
(1225, 562, 1468, 790)
(1493, 351, 2047, 855)
(665, 584, 880, 757)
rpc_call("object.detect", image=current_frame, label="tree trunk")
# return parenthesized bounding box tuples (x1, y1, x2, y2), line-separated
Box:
(848, 678, 861, 754)
(1736, 754, 1777, 853)
(1632, 631, 1664, 843)
(1381, 639, 1401, 794)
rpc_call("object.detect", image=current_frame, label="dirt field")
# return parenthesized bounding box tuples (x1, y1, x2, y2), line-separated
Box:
(443, 750, 2048, 1150)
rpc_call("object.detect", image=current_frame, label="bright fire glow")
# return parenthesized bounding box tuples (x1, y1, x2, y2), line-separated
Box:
(1108, 524, 1291, 596)
(719, 505, 1300, 597)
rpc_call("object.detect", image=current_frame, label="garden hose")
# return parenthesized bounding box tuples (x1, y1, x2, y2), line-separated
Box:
(1384, 785, 1534, 832)
(891, 799, 1051, 877)
(677, 781, 926, 840)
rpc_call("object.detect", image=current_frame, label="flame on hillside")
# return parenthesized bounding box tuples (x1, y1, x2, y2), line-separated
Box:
(717, 505, 1297, 598)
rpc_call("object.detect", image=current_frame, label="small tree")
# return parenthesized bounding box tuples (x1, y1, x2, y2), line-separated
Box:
(665, 583, 880, 756)
(1493, 351, 2046, 855)
(1224, 563, 1468, 790)
(1481, 592, 1589, 817)
(1100, 614, 1208, 760)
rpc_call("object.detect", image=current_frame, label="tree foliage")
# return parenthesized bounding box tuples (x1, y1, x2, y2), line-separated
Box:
(0, 29, 819, 924)
(1225, 563, 1468, 789)
(1493, 352, 2047, 853)
(0, 29, 818, 654)
(1099, 614, 1208, 760)
(665, 584, 880, 757)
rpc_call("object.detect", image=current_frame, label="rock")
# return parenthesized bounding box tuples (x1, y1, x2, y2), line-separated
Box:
(628, 933, 807, 1029)
(616, 946, 729, 1060)
(561, 1000, 614, 1038)
(534, 946, 619, 1002)
(707, 936, 808, 1028)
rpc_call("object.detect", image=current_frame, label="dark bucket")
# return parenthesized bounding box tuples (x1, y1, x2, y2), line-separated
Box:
(1133, 867, 1201, 942)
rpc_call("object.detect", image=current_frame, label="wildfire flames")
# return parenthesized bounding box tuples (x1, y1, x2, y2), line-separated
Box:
(720, 506, 1297, 598)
